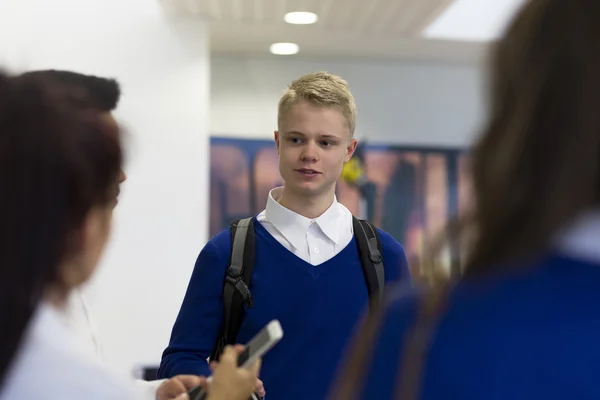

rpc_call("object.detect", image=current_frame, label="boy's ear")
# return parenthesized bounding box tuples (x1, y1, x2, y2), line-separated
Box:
(344, 138, 358, 162)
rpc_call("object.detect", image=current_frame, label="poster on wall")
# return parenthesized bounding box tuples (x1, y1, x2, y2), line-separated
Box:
(209, 136, 470, 275)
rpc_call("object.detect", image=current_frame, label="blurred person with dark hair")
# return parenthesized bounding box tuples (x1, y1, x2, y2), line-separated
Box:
(0, 72, 260, 400)
(330, 0, 600, 399)
(20, 69, 240, 399)
(18, 70, 125, 360)
(0, 70, 142, 399)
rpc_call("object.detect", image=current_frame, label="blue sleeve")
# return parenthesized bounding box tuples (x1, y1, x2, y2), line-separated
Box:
(157, 232, 230, 379)
(360, 286, 420, 399)
(332, 285, 420, 400)
(377, 228, 411, 285)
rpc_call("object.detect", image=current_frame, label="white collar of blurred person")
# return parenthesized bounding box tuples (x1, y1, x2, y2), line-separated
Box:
(2, 300, 147, 400)
(265, 186, 345, 251)
(16, 301, 102, 366)
(555, 209, 600, 264)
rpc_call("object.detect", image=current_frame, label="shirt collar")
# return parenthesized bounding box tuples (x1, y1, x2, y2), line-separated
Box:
(265, 187, 343, 250)
(27, 301, 87, 355)
(555, 209, 600, 263)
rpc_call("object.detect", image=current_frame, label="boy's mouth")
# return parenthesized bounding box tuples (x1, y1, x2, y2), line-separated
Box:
(296, 168, 320, 176)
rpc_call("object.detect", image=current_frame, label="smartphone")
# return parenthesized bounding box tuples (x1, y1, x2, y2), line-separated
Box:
(188, 319, 284, 400)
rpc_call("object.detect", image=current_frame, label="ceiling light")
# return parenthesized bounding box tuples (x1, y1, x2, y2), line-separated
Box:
(423, 0, 525, 42)
(269, 42, 299, 55)
(284, 11, 318, 25)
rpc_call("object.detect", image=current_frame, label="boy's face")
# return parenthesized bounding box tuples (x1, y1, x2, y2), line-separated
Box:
(275, 100, 357, 199)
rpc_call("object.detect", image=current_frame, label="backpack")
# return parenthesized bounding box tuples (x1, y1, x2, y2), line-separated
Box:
(209, 216, 385, 362)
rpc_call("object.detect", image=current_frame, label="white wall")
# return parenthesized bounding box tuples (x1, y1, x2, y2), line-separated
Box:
(0, 0, 210, 375)
(210, 55, 485, 147)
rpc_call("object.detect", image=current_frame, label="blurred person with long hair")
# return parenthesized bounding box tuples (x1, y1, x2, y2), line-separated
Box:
(0, 71, 259, 400)
(19, 68, 209, 399)
(18, 69, 126, 361)
(330, 0, 600, 399)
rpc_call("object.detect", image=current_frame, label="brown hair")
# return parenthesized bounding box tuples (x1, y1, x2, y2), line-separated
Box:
(0, 71, 123, 387)
(331, 0, 600, 397)
(19, 69, 121, 112)
(278, 71, 357, 136)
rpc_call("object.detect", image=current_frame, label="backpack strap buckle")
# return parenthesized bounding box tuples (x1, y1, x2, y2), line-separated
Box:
(353, 217, 386, 302)
(367, 239, 383, 264)
(225, 274, 254, 308)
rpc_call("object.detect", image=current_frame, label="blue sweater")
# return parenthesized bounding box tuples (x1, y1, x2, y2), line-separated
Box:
(158, 217, 409, 400)
(355, 253, 600, 399)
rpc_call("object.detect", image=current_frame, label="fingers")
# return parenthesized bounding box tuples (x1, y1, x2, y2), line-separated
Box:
(255, 379, 266, 398)
(221, 345, 261, 371)
(156, 375, 206, 400)
(232, 344, 246, 353)
(220, 345, 262, 379)
(173, 375, 205, 390)
(220, 345, 240, 365)
(156, 378, 186, 399)
(209, 347, 264, 400)
(249, 358, 262, 376)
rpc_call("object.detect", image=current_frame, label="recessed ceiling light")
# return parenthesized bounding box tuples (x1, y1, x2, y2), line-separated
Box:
(423, 0, 525, 42)
(269, 42, 299, 55)
(284, 11, 318, 25)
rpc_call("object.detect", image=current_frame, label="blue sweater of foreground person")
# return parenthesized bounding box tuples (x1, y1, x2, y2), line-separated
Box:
(157, 217, 409, 400)
(355, 253, 600, 400)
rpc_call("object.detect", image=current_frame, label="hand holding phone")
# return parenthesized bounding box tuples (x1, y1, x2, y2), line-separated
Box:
(188, 320, 283, 400)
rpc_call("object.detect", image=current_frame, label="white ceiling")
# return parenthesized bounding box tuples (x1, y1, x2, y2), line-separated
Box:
(160, 0, 490, 63)
(424, 0, 525, 42)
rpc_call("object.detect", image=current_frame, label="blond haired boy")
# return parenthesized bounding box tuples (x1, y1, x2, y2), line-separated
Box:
(158, 72, 410, 400)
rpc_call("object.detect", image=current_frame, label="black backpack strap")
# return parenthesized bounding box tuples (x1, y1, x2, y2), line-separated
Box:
(353, 216, 385, 303)
(210, 217, 256, 362)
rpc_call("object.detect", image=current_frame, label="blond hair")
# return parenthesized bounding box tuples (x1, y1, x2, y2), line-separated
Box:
(278, 71, 357, 136)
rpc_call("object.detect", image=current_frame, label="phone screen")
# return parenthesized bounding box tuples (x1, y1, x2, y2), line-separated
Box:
(237, 326, 272, 367)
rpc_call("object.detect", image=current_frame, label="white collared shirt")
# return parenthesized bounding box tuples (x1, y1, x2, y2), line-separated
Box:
(64, 288, 102, 360)
(256, 187, 354, 266)
(62, 290, 166, 397)
(0, 302, 145, 400)
(556, 209, 600, 264)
